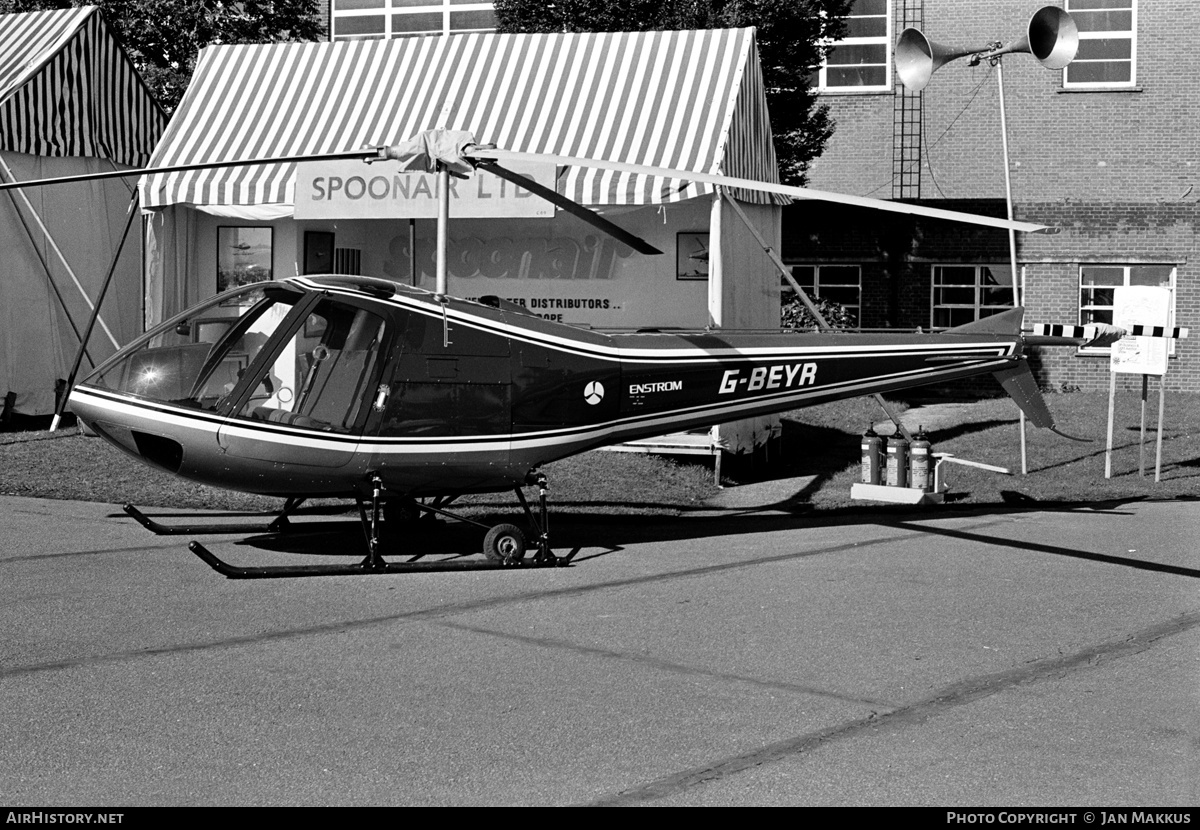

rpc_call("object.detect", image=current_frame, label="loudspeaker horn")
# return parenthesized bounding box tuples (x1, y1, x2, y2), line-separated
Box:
(895, 28, 988, 91)
(984, 5, 1078, 70)
(895, 5, 1079, 91)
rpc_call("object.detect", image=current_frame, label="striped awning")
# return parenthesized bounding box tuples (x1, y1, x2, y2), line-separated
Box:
(141, 27, 782, 210)
(0, 6, 165, 168)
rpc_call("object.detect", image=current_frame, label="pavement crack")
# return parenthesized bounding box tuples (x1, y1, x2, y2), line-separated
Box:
(0, 529, 919, 679)
(586, 608, 1200, 806)
(888, 520, 1200, 579)
(435, 620, 894, 709)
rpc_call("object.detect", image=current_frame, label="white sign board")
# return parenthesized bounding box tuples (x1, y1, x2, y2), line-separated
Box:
(1110, 286, 1171, 376)
(294, 159, 556, 220)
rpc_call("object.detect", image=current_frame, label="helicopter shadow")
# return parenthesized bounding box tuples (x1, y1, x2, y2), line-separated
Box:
(234, 514, 501, 561)
(172, 483, 1200, 584)
(211, 412, 1157, 573)
(174, 403, 1193, 573)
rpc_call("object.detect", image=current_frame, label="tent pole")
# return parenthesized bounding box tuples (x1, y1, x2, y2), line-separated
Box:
(0, 155, 121, 350)
(50, 191, 140, 431)
(707, 188, 723, 329)
(435, 166, 448, 301)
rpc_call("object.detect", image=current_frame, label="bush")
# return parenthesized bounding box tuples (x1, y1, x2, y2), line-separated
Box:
(781, 294, 855, 331)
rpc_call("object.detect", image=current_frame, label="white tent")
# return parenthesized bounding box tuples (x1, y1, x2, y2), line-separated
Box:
(0, 6, 164, 417)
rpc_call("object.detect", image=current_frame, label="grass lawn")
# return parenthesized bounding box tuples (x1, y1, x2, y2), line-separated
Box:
(2, 390, 1197, 517)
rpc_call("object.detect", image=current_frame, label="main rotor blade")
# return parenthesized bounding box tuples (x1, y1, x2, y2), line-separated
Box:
(0, 149, 381, 192)
(477, 161, 662, 255)
(0, 139, 1047, 236)
(468, 148, 1056, 235)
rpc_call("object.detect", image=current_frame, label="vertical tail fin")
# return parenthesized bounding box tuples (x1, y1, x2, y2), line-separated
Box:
(993, 361, 1090, 441)
(946, 306, 1025, 336)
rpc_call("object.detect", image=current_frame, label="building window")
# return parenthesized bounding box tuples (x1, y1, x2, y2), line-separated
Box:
(331, 0, 497, 41)
(1079, 264, 1175, 352)
(785, 265, 861, 326)
(335, 247, 363, 275)
(1064, 0, 1136, 88)
(930, 265, 1013, 328)
(813, 0, 891, 92)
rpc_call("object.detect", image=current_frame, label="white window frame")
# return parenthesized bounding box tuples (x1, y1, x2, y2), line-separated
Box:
(813, 0, 892, 93)
(1063, 0, 1137, 90)
(785, 265, 862, 326)
(331, 0, 496, 41)
(1078, 263, 1176, 354)
(929, 264, 1014, 329)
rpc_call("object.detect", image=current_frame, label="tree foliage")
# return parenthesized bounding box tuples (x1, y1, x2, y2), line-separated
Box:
(493, 0, 853, 185)
(1, 0, 323, 114)
(781, 293, 856, 331)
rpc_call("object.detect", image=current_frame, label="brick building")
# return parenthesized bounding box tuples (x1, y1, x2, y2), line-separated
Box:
(319, 1, 1197, 394)
(321, 0, 496, 39)
(797, 0, 1197, 393)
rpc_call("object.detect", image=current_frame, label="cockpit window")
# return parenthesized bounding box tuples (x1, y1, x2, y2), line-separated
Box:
(86, 284, 301, 411)
(234, 300, 386, 433)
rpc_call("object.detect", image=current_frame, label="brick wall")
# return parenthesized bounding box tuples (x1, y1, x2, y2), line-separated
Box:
(795, 0, 1200, 394)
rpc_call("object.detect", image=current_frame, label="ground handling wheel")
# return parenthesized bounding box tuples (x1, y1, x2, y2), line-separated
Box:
(482, 523, 527, 565)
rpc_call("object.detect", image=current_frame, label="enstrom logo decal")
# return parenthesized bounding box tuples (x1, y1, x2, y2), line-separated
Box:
(629, 381, 683, 394)
(583, 381, 605, 405)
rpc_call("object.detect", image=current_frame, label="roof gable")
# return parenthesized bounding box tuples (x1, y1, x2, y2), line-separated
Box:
(0, 6, 165, 167)
(142, 28, 780, 209)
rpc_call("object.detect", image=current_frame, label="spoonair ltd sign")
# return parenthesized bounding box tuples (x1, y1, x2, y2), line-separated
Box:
(294, 159, 556, 219)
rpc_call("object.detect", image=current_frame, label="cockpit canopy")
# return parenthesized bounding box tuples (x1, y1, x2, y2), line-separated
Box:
(85, 282, 386, 434)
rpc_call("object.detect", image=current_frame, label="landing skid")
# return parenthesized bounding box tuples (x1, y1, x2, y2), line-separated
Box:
(188, 541, 555, 578)
(186, 472, 572, 579)
(123, 498, 306, 536)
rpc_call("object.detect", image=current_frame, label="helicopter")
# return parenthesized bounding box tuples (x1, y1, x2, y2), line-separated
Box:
(43, 134, 1124, 578)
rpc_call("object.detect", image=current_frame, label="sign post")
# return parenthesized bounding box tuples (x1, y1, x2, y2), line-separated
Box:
(1105, 286, 1171, 480)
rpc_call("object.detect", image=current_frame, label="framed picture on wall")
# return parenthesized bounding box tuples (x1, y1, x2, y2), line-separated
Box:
(676, 232, 709, 280)
(217, 226, 273, 292)
(303, 230, 334, 274)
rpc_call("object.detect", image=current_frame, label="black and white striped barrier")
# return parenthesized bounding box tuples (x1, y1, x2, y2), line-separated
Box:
(1030, 324, 1188, 340)
(1124, 324, 1189, 339)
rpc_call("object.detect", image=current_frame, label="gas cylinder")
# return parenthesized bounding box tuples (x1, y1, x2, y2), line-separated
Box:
(860, 426, 882, 485)
(886, 429, 909, 488)
(909, 426, 933, 492)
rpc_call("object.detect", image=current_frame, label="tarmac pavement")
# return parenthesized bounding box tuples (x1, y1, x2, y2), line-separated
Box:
(0, 492, 1197, 806)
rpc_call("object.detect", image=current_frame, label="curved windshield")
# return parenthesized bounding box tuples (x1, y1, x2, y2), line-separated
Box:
(86, 284, 303, 411)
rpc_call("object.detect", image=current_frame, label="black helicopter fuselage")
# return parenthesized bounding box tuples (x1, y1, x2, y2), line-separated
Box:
(69, 275, 1024, 499)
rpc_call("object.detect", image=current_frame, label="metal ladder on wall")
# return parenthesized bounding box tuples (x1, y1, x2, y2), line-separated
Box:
(892, 0, 924, 199)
